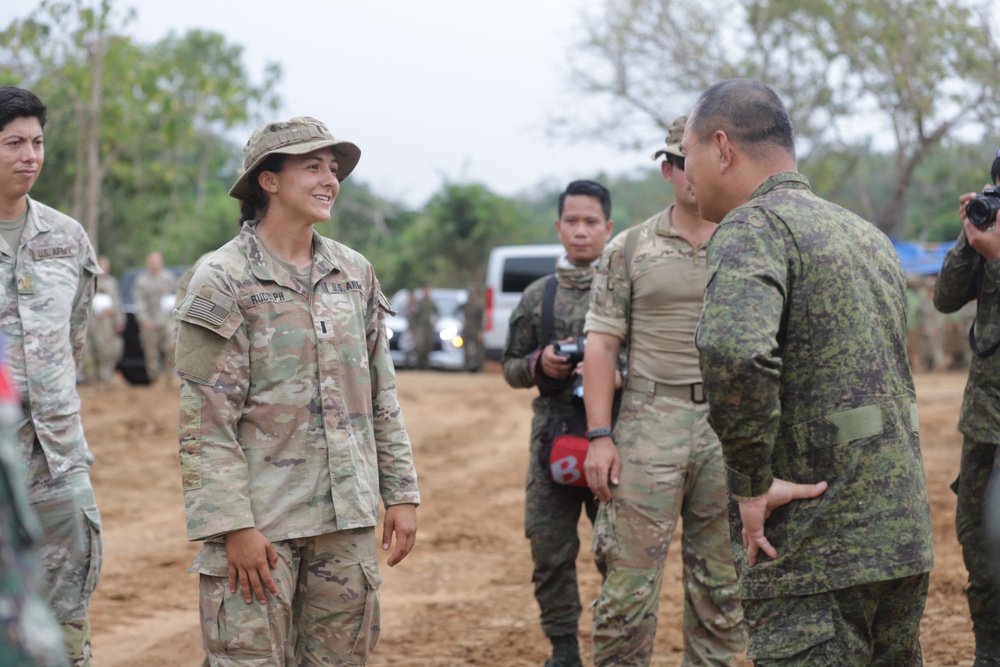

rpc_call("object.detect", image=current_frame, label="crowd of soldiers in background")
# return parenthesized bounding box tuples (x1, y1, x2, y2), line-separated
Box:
(908, 273, 977, 372)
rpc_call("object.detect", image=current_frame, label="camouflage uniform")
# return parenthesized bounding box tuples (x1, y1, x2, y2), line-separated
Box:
(82, 272, 123, 385)
(584, 209, 744, 667)
(0, 197, 102, 667)
(132, 266, 177, 382)
(461, 291, 484, 372)
(697, 173, 935, 664)
(408, 290, 437, 370)
(0, 339, 69, 667)
(502, 260, 608, 654)
(175, 220, 420, 666)
(917, 277, 946, 371)
(933, 229, 1000, 664)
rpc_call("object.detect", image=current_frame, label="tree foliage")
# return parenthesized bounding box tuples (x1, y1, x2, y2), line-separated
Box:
(560, 0, 1000, 235)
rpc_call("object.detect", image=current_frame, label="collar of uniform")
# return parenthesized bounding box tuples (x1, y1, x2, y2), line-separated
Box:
(24, 196, 53, 238)
(748, 171, 810, 201)
(654, 204, 677, 238)
(238, 220, 341, 294)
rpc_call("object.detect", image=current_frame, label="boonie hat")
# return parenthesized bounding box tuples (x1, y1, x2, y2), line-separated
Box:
(228, 116, 361, 201)
(651, 115, 687, 161)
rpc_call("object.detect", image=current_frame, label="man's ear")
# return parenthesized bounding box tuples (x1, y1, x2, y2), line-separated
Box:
(716, 131, 736, 175)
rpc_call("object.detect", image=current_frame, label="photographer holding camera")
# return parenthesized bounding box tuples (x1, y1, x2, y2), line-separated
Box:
(501, 180, 615, 667)
(934, 150, 1000, 666)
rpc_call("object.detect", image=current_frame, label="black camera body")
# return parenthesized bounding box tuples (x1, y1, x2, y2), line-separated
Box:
(967, 186, 1000, 227)
(554, 337, 586, 366)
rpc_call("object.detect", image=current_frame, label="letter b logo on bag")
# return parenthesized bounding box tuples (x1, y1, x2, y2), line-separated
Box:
(548, 434, 590, 487)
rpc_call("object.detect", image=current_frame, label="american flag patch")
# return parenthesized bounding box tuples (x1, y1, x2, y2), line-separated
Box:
(188, 296, 229, 328)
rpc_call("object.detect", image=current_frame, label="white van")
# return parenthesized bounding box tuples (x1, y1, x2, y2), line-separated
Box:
(483, 243, 564, 360)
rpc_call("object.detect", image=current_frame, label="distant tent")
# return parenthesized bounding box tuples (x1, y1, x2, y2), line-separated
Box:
(891, 239, 956, 276)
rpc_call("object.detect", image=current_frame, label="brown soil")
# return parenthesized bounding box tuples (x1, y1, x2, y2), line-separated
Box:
(82, 367, 975, 666)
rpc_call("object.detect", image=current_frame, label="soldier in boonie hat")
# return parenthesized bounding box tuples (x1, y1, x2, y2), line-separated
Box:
(228, 116, 361, 202)
(650, 115, 687, 161)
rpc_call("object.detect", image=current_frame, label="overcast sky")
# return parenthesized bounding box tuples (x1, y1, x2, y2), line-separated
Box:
(62, 0, 665, 208)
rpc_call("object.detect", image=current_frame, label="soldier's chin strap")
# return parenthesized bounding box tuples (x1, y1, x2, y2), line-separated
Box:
(969, 257, 1000, 357)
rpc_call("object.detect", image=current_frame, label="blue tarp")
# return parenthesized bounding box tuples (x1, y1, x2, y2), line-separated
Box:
(891, 239, 956, 276)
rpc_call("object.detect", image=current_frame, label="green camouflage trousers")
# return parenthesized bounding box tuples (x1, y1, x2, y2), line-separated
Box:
(743, 573, 928, 665)
(526, 433, 604, 638)
(591, 389, 744, 667)
(191, 527, 381, 667)
(27, 452, 103, 667)
(955, 438, 1000, 664)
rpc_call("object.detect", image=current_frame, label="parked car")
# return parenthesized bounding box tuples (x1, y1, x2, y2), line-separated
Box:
(386, 288, 469, 371)
(116, 265, 186, 385)
(482, 244, 563, 360)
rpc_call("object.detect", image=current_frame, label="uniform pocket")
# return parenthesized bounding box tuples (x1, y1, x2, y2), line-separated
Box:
(199, 573, 276, 660)
(744, 593, 835, 660)
(350, 558, 383, 660)
(81, 506, 103, 599)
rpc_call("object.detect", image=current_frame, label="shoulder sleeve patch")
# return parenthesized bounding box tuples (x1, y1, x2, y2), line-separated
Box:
(178, 285, 242, 339)
(377, 291, 396, 316)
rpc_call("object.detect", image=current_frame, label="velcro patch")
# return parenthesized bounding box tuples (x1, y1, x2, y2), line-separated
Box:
(32, 244, 75, 260)
(187, 295, 229, 328)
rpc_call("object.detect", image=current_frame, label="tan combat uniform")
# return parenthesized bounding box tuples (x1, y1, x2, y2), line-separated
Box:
(175, 221, 420, 666)
(132, 267, 177, 382)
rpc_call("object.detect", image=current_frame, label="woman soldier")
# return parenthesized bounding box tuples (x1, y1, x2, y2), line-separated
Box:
(174, 117, 420, 665)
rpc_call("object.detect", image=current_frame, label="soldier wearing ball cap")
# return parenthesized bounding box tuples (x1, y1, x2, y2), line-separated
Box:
(582, 115, 744, 667)
(175, 116, 419, 665)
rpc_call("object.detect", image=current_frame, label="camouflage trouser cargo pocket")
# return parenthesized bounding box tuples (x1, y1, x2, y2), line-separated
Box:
(744, 593, 835, 663)
(348, 559, 383, 660)
(199, 574, 277, 665)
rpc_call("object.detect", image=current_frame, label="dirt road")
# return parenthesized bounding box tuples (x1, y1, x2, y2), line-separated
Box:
(81, 368, 975, 666)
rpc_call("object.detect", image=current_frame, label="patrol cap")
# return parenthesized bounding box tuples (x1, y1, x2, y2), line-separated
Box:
(228, 116, 361, 201)
(651, 115, 687, 161)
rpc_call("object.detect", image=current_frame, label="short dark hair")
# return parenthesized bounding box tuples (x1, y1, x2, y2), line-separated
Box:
(689, 79, 795, 159)
(239, 152, 288, 224)
(991, 152, 1000, 186)
(558, 180, 612, 220)
(0, 86, 47, 133)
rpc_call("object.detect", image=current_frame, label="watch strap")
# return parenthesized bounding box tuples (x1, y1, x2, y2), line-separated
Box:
(586, 427, 613, 441)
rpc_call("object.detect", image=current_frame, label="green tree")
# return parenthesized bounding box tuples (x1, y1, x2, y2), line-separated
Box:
(560, 0, 1000, 236)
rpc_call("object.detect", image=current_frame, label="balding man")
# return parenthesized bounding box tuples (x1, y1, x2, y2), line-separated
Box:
(686, 79, 934, 665)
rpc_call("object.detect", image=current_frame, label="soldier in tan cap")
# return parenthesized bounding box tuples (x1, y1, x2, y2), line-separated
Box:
(174, 117, 420, 666)
(583, 116, 744, 666)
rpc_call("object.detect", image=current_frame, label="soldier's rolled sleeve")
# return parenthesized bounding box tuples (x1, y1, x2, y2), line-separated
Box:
(934, 230, 979, 313)
(502, 289, 543, 389)
(370, 286, 420, 507)
(583, 240, 628, 340)
(696, 215, 786, 499)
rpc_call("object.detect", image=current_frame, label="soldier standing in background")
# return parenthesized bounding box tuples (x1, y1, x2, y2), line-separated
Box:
(688, 79, 933, 664)
(933, 151, 1000, 666)
(82, 256, 124, 386)
(461, 285, 484, 372)
(132, 250, 177, 384)
(502, 180, 615, 667)
(0, 86, 103, 667)
(918, 274, 946, 371)
(409, 281, 437, 370)
(582, 117, 744, 667)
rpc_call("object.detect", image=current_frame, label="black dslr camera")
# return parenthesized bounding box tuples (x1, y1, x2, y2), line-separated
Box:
(553, 337, 586, 366)
(966, 186, 1000, 227)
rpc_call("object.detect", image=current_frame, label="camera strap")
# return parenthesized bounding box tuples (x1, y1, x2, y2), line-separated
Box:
(540, 274, 558, 346)
(970, 258, 1000, 357)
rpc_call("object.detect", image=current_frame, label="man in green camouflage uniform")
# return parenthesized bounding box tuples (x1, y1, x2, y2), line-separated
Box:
(0, 86, 103, 667)
(133, 250, 177, 383)
(0, 336, 69, 667)
(82, 256, 124, 385)
(582, 118, 744, 667)
(461, 286, 484, 372)
(933, 152, 1000, 666)
(687, 79, 934, 665)
(175, 116, 419, 666)
(502, 180, 615, 667)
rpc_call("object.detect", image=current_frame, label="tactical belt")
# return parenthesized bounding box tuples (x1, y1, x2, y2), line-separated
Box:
(626, 376, 706, 404)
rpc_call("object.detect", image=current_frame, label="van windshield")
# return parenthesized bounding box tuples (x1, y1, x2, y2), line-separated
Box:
(501, 256, 559, 293)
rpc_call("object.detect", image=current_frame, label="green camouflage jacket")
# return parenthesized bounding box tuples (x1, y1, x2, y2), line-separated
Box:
(696, 172, 934, 599)
(934, 230, 1000, 444)
(175, 221, 420, 543)
(502, 262, 595, 443)
(0, 197, 98, 476)
(132, 268, 178, 328)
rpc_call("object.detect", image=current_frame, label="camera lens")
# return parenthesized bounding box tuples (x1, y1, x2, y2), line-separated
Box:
(967, 196, 1000, 227)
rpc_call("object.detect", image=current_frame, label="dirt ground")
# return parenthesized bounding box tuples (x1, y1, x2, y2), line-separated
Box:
(80, 366, 976, 666)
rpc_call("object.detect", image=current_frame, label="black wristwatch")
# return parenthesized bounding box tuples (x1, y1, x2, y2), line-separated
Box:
(586, 427, 613, 441)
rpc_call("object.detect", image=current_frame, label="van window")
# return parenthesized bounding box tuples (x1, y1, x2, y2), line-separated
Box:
(501, 256, 561, 293)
